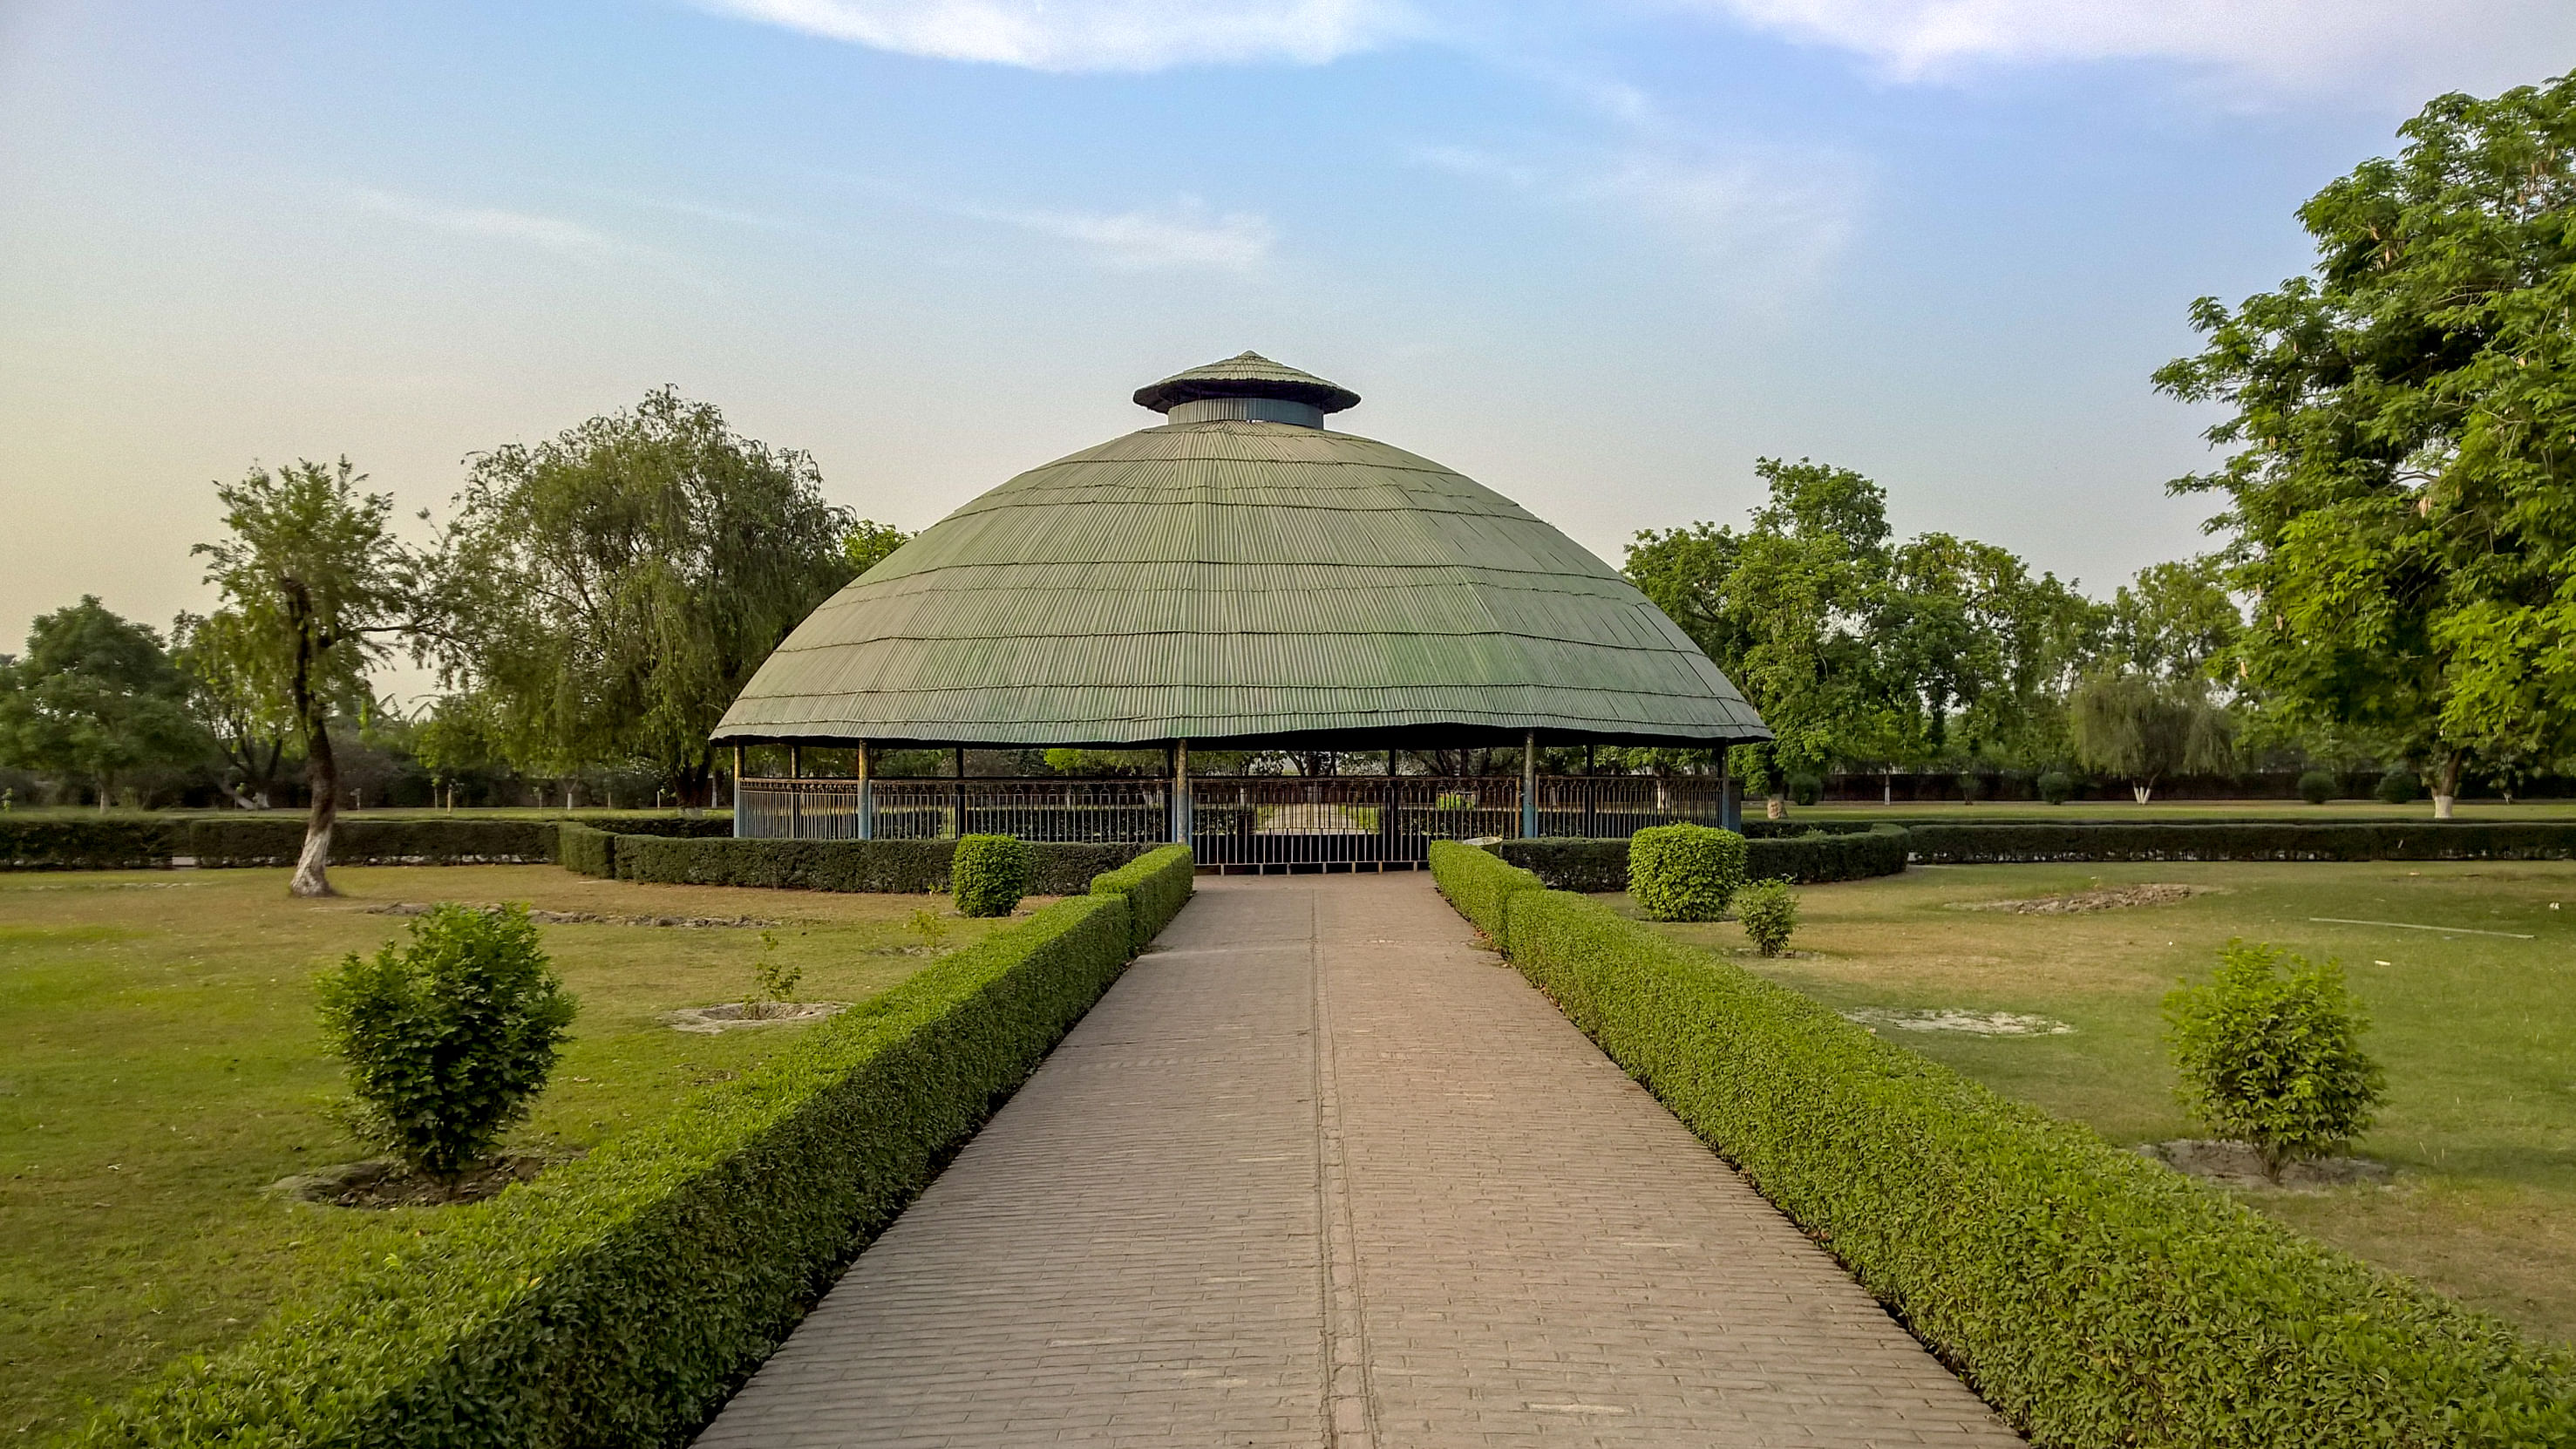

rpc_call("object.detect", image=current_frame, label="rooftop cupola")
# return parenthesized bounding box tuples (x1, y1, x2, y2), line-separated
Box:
(1132, 351, 1361, 429)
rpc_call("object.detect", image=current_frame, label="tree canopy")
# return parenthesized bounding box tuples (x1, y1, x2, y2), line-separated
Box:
(0, 597, 206, 806)
(436, 388, 859, 801)
(2158, 70, 2576, 807)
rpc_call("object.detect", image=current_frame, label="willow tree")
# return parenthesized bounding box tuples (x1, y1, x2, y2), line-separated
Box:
(194, 460, 424, 895)
(438, 389, 857, 804)
(2158, 71, 2576, 817)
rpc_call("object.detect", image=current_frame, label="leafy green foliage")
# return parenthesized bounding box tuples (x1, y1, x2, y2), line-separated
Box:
(2037, 770, 2074, 805)
(840, 520, 913, 577)
(1736, 879, 1798, 956)
(950, 834, 1031, 917)
(2158, 72, 2576, 802)
(604, 832, 1145, 895)
(1628, 823, 1747, 922)
(0, 598, 207, 806)
(78, 887, 1156, 1449)
(1426, 839, 1543, 950)
(436, 390, 858, 803)
(2070, 670, 2235, 801)
(2375, 768, 2421, 806)
(2297, 770, 2337, 805)
(316, 904, 577, 1183)
(1484, 887, 2576, 1447)
(2166, 942, 2386, 1175)
(194, 459, 428, 895)
(1087, 844, 1193, 956)
(1627, 459, 2103, 783)
(746, 929, 802, 1014)
(1492, 825, 1908, 892)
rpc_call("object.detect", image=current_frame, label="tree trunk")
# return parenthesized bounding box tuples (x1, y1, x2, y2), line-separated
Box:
(2132, 783, 2153, 804)
(2433, 752, 2461, 821)
(294, 716, 338, 897)
(1765, 793, 1785, 820)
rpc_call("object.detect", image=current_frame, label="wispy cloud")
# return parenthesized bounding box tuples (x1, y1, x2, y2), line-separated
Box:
(1413, 140, 1864, 300)
(981, 201, 1274, 271)
(695, 0, 1416, 71)
(1679, 0, 2576, 99)
(355, 189, 639, 264)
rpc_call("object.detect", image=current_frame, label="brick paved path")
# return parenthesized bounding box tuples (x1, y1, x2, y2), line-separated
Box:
(693, 874, 2017, 1447)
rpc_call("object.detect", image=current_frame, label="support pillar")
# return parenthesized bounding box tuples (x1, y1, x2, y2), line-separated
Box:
(952, 746, 967, 839)
(787, 744, 803, 840)
(731, 745, 745, 837)
(856, 741, 873, 840)
(1172, 739, 1192, 846)
(1721, 745, 1740, 833)
(1520, 728, 1539, 839)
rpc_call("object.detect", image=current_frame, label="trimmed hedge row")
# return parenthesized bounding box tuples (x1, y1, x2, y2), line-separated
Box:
(1422, 854, 2576, 1446)
(602, 833, 1155, 896)
(1424, 839, 1542, 951)
(79, 887, 1152, 1448)
(1903, 820, 2576, 864)
(1088, 844, 1196, 956)
(1492, 824, 1912, 892)
(0, 818, 570, 870)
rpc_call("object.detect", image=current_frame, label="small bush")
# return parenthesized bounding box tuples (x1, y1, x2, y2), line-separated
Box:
(1737, 879, 1798, 956)
(2166, 941, 2385, 1176)
(1955, 771, 1987, 802)
(316, 904, 577, 1184)
(1788, 773, 1821, 807)
(744, 929, 802, 1016)
(1628, 823, 1747, 922)
(2037, 771, 2073, 805)
(951, 834, 1031, 917)
(2297, 770, 2337, 805)
(2375, 767, 2420, 806)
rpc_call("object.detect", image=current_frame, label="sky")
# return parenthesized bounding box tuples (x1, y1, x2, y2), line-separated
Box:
(3, 1, 2571, 701)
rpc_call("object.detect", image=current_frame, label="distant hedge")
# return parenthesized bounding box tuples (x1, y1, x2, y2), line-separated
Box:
(1423, 856, 2576, 1447)
(1, 817, 181, 869)
(78, 881, 1160, 1448)
(0, 817, 576, 870)
(1902, 820, 2576, 864)
(1494, 824, 1910, 891)
(597, 833, 1155, 896)
(1087, 845, 1195, 956)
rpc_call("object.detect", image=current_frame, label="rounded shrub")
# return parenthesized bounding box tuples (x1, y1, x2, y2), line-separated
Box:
(2375, 767, 2420, 806)
(316, 903, 577, 1184)
(2298, 769, 2338, 805)
(2036, 770, 2073, 805)
(1788, 772, 1822, 807)
(1737, 878, 1799, 956)
(952, 833, 1032, 917)
(2165, 940, 2384, 1177)
(1628, 823, 1747, 922)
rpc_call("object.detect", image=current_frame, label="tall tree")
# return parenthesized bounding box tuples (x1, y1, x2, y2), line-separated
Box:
(171, 609, 298, 808)
(1628, 459, 1902, 794)
(0, 598, 207, 808)
(2070, 669, 2236, 803)
(195, 459, 425, 895)
(438, 389, 858, 803)
(2157, 71, 2576, 817)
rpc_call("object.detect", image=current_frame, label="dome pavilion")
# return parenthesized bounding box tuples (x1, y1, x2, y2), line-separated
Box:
(713, 354, 1768, 865)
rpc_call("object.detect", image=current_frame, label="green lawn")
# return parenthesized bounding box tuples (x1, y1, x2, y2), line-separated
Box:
(0, 866, 1027, 1440)
(1624, 861, 2576, 1344)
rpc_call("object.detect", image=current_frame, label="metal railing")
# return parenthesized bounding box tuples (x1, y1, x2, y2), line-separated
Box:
(735, 774, 1730, 865)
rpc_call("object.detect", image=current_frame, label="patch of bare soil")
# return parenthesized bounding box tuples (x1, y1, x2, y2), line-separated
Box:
(366, 901, 774, 928)
(1841, 1007, 2074, 1036)
(1951, 883, 2219, 915)
(265, 1152, 577, 1208)
(2136, 1139, 2395, 1191)
(665, 1000, 850, 1034)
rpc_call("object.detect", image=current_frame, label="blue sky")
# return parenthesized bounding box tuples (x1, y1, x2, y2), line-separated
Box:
(3, 1, 2570, 694)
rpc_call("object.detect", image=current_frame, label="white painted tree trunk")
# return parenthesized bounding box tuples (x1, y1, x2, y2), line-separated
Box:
(290, 819, 335, 897)
(1766, 794, 1785, 820)
(2433, 794, 2456, 820)
(2132, 785, 2153, 804)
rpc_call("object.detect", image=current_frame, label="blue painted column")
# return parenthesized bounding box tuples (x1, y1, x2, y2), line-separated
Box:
(856, 742, 874, 840)
(1172, 739, 1192, 846)
(1520, 729, 1539, 839)
(1720, 745, 1740, 833)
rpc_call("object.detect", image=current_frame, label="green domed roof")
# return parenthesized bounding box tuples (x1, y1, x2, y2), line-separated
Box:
(714, 360, 1769, 750)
